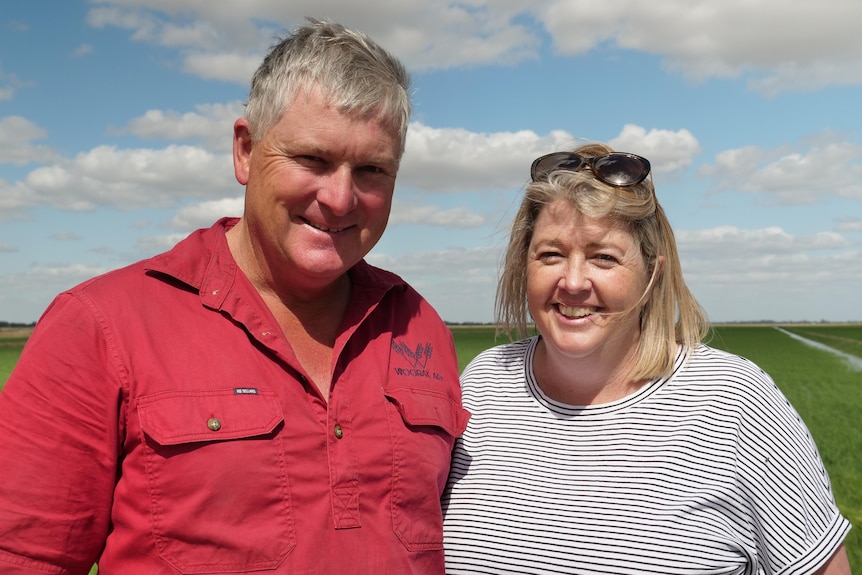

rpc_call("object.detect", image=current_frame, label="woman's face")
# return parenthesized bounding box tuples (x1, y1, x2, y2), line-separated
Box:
(526, 199, 650, 367)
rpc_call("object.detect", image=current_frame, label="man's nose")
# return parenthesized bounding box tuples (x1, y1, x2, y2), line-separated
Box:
(319, 166, 357, 215)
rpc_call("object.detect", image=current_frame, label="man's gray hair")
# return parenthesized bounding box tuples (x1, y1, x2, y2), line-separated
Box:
(245, 19, 412, 152)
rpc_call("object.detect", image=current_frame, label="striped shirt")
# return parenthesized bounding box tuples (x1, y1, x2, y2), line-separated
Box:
(443, 337, 850, 575)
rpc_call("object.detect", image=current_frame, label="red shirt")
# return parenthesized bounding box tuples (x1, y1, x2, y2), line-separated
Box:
(0, 218, 469, 575)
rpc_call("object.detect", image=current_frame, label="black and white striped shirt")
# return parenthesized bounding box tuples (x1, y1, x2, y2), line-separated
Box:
(443, 337, 850, 575)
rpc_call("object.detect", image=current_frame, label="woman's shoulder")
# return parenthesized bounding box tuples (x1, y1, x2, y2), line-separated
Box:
(459, 337, 536, 386)
(463, 337, 534, 370)
(675, 343, 778, 394)
(687, 343, 766, 371)
(457, 338, 537, 410)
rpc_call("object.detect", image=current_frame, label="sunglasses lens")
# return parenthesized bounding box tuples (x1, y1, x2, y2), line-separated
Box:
(531, 153, 585, 181)
(531, 151, 651, 187)
(592, 154, 651, 187)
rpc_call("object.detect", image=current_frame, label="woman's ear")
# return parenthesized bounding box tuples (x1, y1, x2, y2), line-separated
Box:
(652, 255, 666, 278)
(644, 255, 666, 299)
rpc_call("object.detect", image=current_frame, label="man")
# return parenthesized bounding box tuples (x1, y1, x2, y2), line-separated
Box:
(0, 19, 468, 575)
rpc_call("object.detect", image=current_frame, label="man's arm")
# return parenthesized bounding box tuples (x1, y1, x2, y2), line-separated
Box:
(0, 294, 121, 574)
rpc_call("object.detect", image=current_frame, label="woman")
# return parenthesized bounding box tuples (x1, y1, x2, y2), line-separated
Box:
(442, 142, 852, 574)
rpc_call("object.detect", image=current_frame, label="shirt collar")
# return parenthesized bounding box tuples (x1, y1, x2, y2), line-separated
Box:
(144, 217, 407, 316)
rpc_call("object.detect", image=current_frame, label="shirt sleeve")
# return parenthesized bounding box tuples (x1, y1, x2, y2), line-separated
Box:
(732, 359, 851, 575)
(0, 292, 123, 575)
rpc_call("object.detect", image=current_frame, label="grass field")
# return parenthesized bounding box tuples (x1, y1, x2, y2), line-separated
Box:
(782, 324, 862, 359)
(2, 324, 860, 571)
(0, 347, 22, 382)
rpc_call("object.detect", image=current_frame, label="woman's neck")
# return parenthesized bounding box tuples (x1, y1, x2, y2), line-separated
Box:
(531, 334, 647, 406)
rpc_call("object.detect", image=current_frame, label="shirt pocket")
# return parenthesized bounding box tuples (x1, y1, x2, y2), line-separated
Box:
(137, 389, 296, 574)
(384, 385, 470, 551)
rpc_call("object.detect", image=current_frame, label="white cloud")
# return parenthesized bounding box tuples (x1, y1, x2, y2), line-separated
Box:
(676, 226, 859, 302)
(51, 232, 83, 241)
(390, 201, 485, 228)
(5, 21, 29, 33)
(368, 245, 502, 322)
(0, 64, 28, 101)
(677, 226, 850, 253)
(836, 217, 862, 233)
(0, 180, 40, 221)
(168, 197, 244, 230)
(85, 1, 540, 77)
(0, 264, 113, 322)
(121, 102, 245, 152)
(72, 44, 93, 57)
(135, 232, 192, 254)
(609, 125, 701, 175)
(400, 122, 574, 193)
(182, 52, 260, 84)
(537, 0, 862, 96)
(85, 0, 862, 95)
(674, 225, 862, 322)
(19, 145, 237, 211)
(401, 122, 697, 192)
(700, 135, 862, 204)
(0, 116, 58, 165)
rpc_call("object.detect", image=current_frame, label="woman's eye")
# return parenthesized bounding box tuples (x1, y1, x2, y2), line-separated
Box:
(538, 251, 562, 261)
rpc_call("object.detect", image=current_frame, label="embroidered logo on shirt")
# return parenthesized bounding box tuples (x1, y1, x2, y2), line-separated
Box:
(391, 340, 444, 380)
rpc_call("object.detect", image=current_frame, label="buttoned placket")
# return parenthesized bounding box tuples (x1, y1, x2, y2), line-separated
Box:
(326, 380, 361, 529)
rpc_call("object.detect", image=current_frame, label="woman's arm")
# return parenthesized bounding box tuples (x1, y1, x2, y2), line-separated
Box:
(815, 545, 852, 575)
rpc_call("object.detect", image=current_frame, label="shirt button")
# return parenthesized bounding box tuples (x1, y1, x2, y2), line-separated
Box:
(334, 424, 343, 439)
(207, 417, 222, 431)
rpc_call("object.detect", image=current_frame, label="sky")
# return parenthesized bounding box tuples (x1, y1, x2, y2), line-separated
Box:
(1, 0, 861, 325)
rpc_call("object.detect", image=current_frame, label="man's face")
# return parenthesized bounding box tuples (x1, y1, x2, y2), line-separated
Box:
(233, 88, 402, 294)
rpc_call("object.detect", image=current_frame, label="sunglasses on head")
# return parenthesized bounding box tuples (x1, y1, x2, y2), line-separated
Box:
(530, 151, 652, 187)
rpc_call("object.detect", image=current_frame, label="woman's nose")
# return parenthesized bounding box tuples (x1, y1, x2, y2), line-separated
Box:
(561, 259, 591, 292)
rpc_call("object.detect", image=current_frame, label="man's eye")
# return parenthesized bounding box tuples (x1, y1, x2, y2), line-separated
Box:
(295, 155, 326, 167)
(358, 165, 393, 178)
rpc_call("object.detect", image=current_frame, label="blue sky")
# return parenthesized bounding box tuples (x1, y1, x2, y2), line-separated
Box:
(2, 0, 861, 324)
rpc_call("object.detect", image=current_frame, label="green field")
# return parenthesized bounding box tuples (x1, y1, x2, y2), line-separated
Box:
(2, 325, 861, 570)
(0, 347, 22, 383)
(782, 324, 862, 359)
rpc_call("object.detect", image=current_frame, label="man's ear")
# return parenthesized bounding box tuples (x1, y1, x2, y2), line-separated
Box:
(233, 118, 253, 185)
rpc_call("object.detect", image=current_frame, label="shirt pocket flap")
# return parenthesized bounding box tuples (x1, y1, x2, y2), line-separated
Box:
(138, 390, 284, 446)
(384, 387, 470, 437)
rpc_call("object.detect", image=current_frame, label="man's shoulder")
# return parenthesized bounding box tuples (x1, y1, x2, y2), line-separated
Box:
(63, 220, 226, 303)
(351, 259, 433, 311)
(350, 259, 406, 290)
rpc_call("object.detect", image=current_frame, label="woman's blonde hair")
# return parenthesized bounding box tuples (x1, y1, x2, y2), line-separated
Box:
(496, 142, 709, 380)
